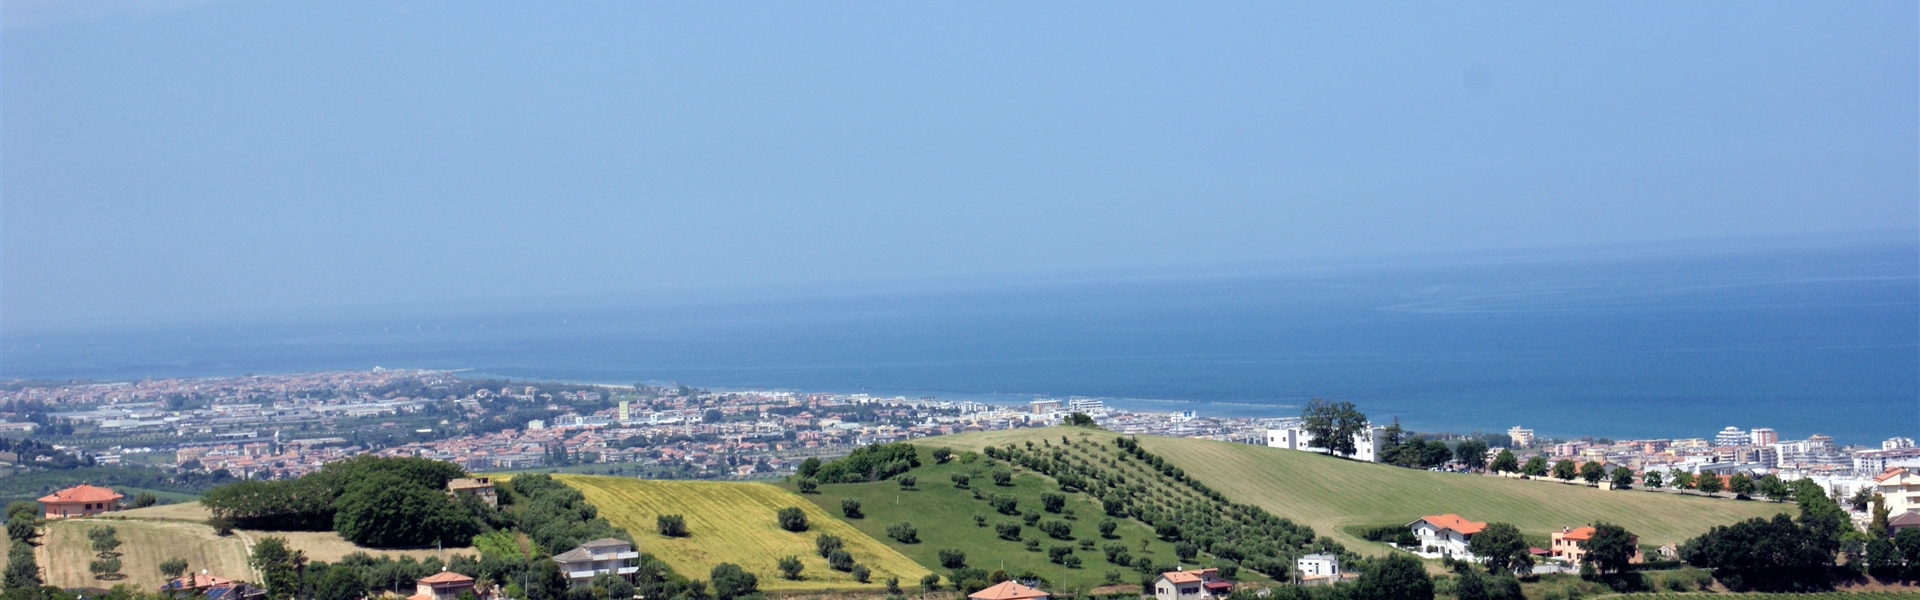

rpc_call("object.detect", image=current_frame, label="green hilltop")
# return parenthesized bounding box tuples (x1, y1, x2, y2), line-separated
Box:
(918, 427, 1792, 553)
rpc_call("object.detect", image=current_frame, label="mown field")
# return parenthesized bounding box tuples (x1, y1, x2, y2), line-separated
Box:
(555, 475, 931, 591)
(1610, 595, 1920, 600)
(919, 428, 1792, 553)
(778, 441, 1226, 592)
(32, 502, 466, 590)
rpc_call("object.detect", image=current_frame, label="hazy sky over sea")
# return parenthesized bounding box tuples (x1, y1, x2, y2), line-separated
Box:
(5, 2, 1915, 329)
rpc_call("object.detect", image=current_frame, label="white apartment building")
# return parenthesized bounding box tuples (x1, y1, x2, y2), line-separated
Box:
(1876, 468, 1920, 516)
(1749, 428, 1779, 446)
(1715, 427, 1750, 447)
(1267, 425, 1386, 462)
(1886, 438, 1917, 451)
(1507, 426, 1534, 448)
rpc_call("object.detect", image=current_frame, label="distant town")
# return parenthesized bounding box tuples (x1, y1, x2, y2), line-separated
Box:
(2, 369, 1913, 515)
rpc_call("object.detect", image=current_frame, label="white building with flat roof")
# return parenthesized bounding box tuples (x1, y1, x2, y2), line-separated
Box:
(1267, 425, 1386, 462)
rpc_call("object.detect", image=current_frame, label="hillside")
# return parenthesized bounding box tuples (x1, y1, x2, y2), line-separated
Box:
(555, 475, 932, 591)
(777, 444, 1226, 591)
(30, 502, 462, 590)
(918, 428, 1792, 553)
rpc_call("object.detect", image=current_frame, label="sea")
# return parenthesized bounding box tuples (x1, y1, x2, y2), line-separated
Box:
(4, 235, 1915, 445)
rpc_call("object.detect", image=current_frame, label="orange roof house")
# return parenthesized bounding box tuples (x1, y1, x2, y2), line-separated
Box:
(408, 571, 476, 600)
(38, 484, 123, 519)
(1152, 568, 1231, 600)
(1550, 526, 1644, 566)
(968, 581, 1050, 600)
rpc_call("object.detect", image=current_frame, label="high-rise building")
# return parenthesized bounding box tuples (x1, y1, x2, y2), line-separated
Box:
(1886, 437, 1917, 451)
(1714, 427, 1750, 447)
(1507, 426, 1535, 448)
(618, 401, 630, 423)
(1749, 428, 1778, 446)
(1068, 398, 1104, 413)
(1030, 399, 1063, 414)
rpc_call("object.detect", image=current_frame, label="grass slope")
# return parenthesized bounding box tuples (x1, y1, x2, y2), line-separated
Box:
(919, 428, 1791, 553)
(555, 475, 931, 591)
(778, 445, 1226, 592)
(33, 503, 466, 590)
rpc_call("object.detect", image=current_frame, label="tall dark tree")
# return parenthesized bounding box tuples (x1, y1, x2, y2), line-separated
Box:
(1609, 467, 1635, 490)
(1579, 461, 1606, 485)
(249, 536, 305, 600)
(710, 563, 759, 600)
(1551, 459, 1578, 481)
(1521, 456, 1548, 477)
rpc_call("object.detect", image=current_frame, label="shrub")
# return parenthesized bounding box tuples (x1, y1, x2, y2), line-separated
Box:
(842, 498, 863, 519)
(1173, 541, 1197, 560)
(657, 514, 688, 537)
(852, 564, 871, 583)
(939, 549, 967, 568)
(898, 475, 917, 490)
(1048, 545, 1074, 564)
(777, 507, 809, 532)
(920, 574, 941, 592)
(1041, 493, 1066, 513)
(1023, 512, 1042, 526)
(1098, 518, 1118, 538)
(829, 549, 855, 572)
(974, 514, 987, 527)
(797, 478, 818, 494)
(996, 522, 1023, 541)
(933, 448, 953, 463)
(777, 555, 804, 580)
(1025, 539, 1041, 552)
(992, 469, 1013, 486)
(990, 494, 1019, 515)
(952, 474, 971, 488)
(815, 533, 843, 558)
(886, 521, 919, 544)
(1063, 555, 1082, 569)
(885, 577, 902, 595)
(1040, 520, 1073, 540)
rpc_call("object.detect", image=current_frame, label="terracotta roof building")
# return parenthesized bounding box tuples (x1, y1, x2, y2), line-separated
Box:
(408, 571, 476, 600)
(1409, 514, 1486, 559)
(967, 581, 1050, 600)
(1550, 526, 1644, 566)
(38, 484, 124, 519)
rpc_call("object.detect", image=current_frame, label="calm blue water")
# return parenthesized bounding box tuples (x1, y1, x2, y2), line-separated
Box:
(5, 237, 1916, 444)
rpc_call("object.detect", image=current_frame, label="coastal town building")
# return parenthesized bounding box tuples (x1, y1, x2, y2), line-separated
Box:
(1506, 426, 1534, 448)
(1714, 427, 1750, 447)
(553, 538, 641, 587)
(1875, 468, 1920, 516)
(1152, 568, 1231, 600)
(38, 484, 123, 519)
(1266, 425, 1386, 462)
(1749, 428, 1778, 446)
(1887, 438, 1917, 451)
(1408, 514, 1484, 559)
(1030, 399, 1062, 414)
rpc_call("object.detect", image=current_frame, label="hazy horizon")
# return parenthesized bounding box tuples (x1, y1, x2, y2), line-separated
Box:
(6, 2, 1916, 332)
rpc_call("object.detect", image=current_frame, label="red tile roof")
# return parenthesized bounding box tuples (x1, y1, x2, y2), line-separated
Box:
(967, 581, 1049, 600)
(1560, 526, 1596, 541)
(37, 484, 124, 504)
(1414, 514, 1486, 535)
(419, 571, 474, 584)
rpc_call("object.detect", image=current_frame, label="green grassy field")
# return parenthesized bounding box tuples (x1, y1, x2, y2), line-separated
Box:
(777, 444, 1231, 592)
(917, 428, 1792, 554)
(554, 475, 931, 592)
(1608, 595, 1920, 600)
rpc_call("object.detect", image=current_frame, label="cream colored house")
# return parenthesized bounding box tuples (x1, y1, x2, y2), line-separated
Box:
(1876, 468, 1920, 516)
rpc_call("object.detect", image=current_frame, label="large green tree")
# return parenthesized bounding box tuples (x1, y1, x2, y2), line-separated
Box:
(1579, 461, 1605, 485)
(1681, 512, 1836, 591)
(248, 536, 305, 600)
(1466, 522, 1532, 576)
(331, 472, 478, 548)
(1551, 459, 1578, 481)
(1299, 399, 1367, 457)
(1584, 522, 1636, 574)
(1353, 553, 1432, 600)
(1488, 450, 1519, 474)
(1521, 456, 1548, 477)
(710, 563, 758, 600)
(5, 540, 41, 589)
(1696, 473, 1725, 495)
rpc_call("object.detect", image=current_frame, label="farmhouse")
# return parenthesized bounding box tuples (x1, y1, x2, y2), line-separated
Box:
(447, 477, 498, 508)
(38, 483, 123, 519)
(1151, 568, 1232, 600)
(968, 581, 1050, 600)
(553, 538, 640, 587)
(1550, 526, 1644, 566)
(1408, 514, 1485, 559)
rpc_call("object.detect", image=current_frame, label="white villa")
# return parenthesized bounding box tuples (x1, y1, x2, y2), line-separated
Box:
(1408, 514, 1485, 560)
(1266, 425, 1386, 462)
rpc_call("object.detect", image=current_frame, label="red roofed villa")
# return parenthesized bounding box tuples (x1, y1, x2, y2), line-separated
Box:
(1550, 526, 1644, 566)
(38, 484, 124, 519)
(1408, 514, 1486, 559)
(408, 571, 476, 600)
(967, 581, 1049, 600)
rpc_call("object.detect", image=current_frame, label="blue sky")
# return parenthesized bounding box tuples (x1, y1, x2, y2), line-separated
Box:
(4, 1, 1915, 329)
